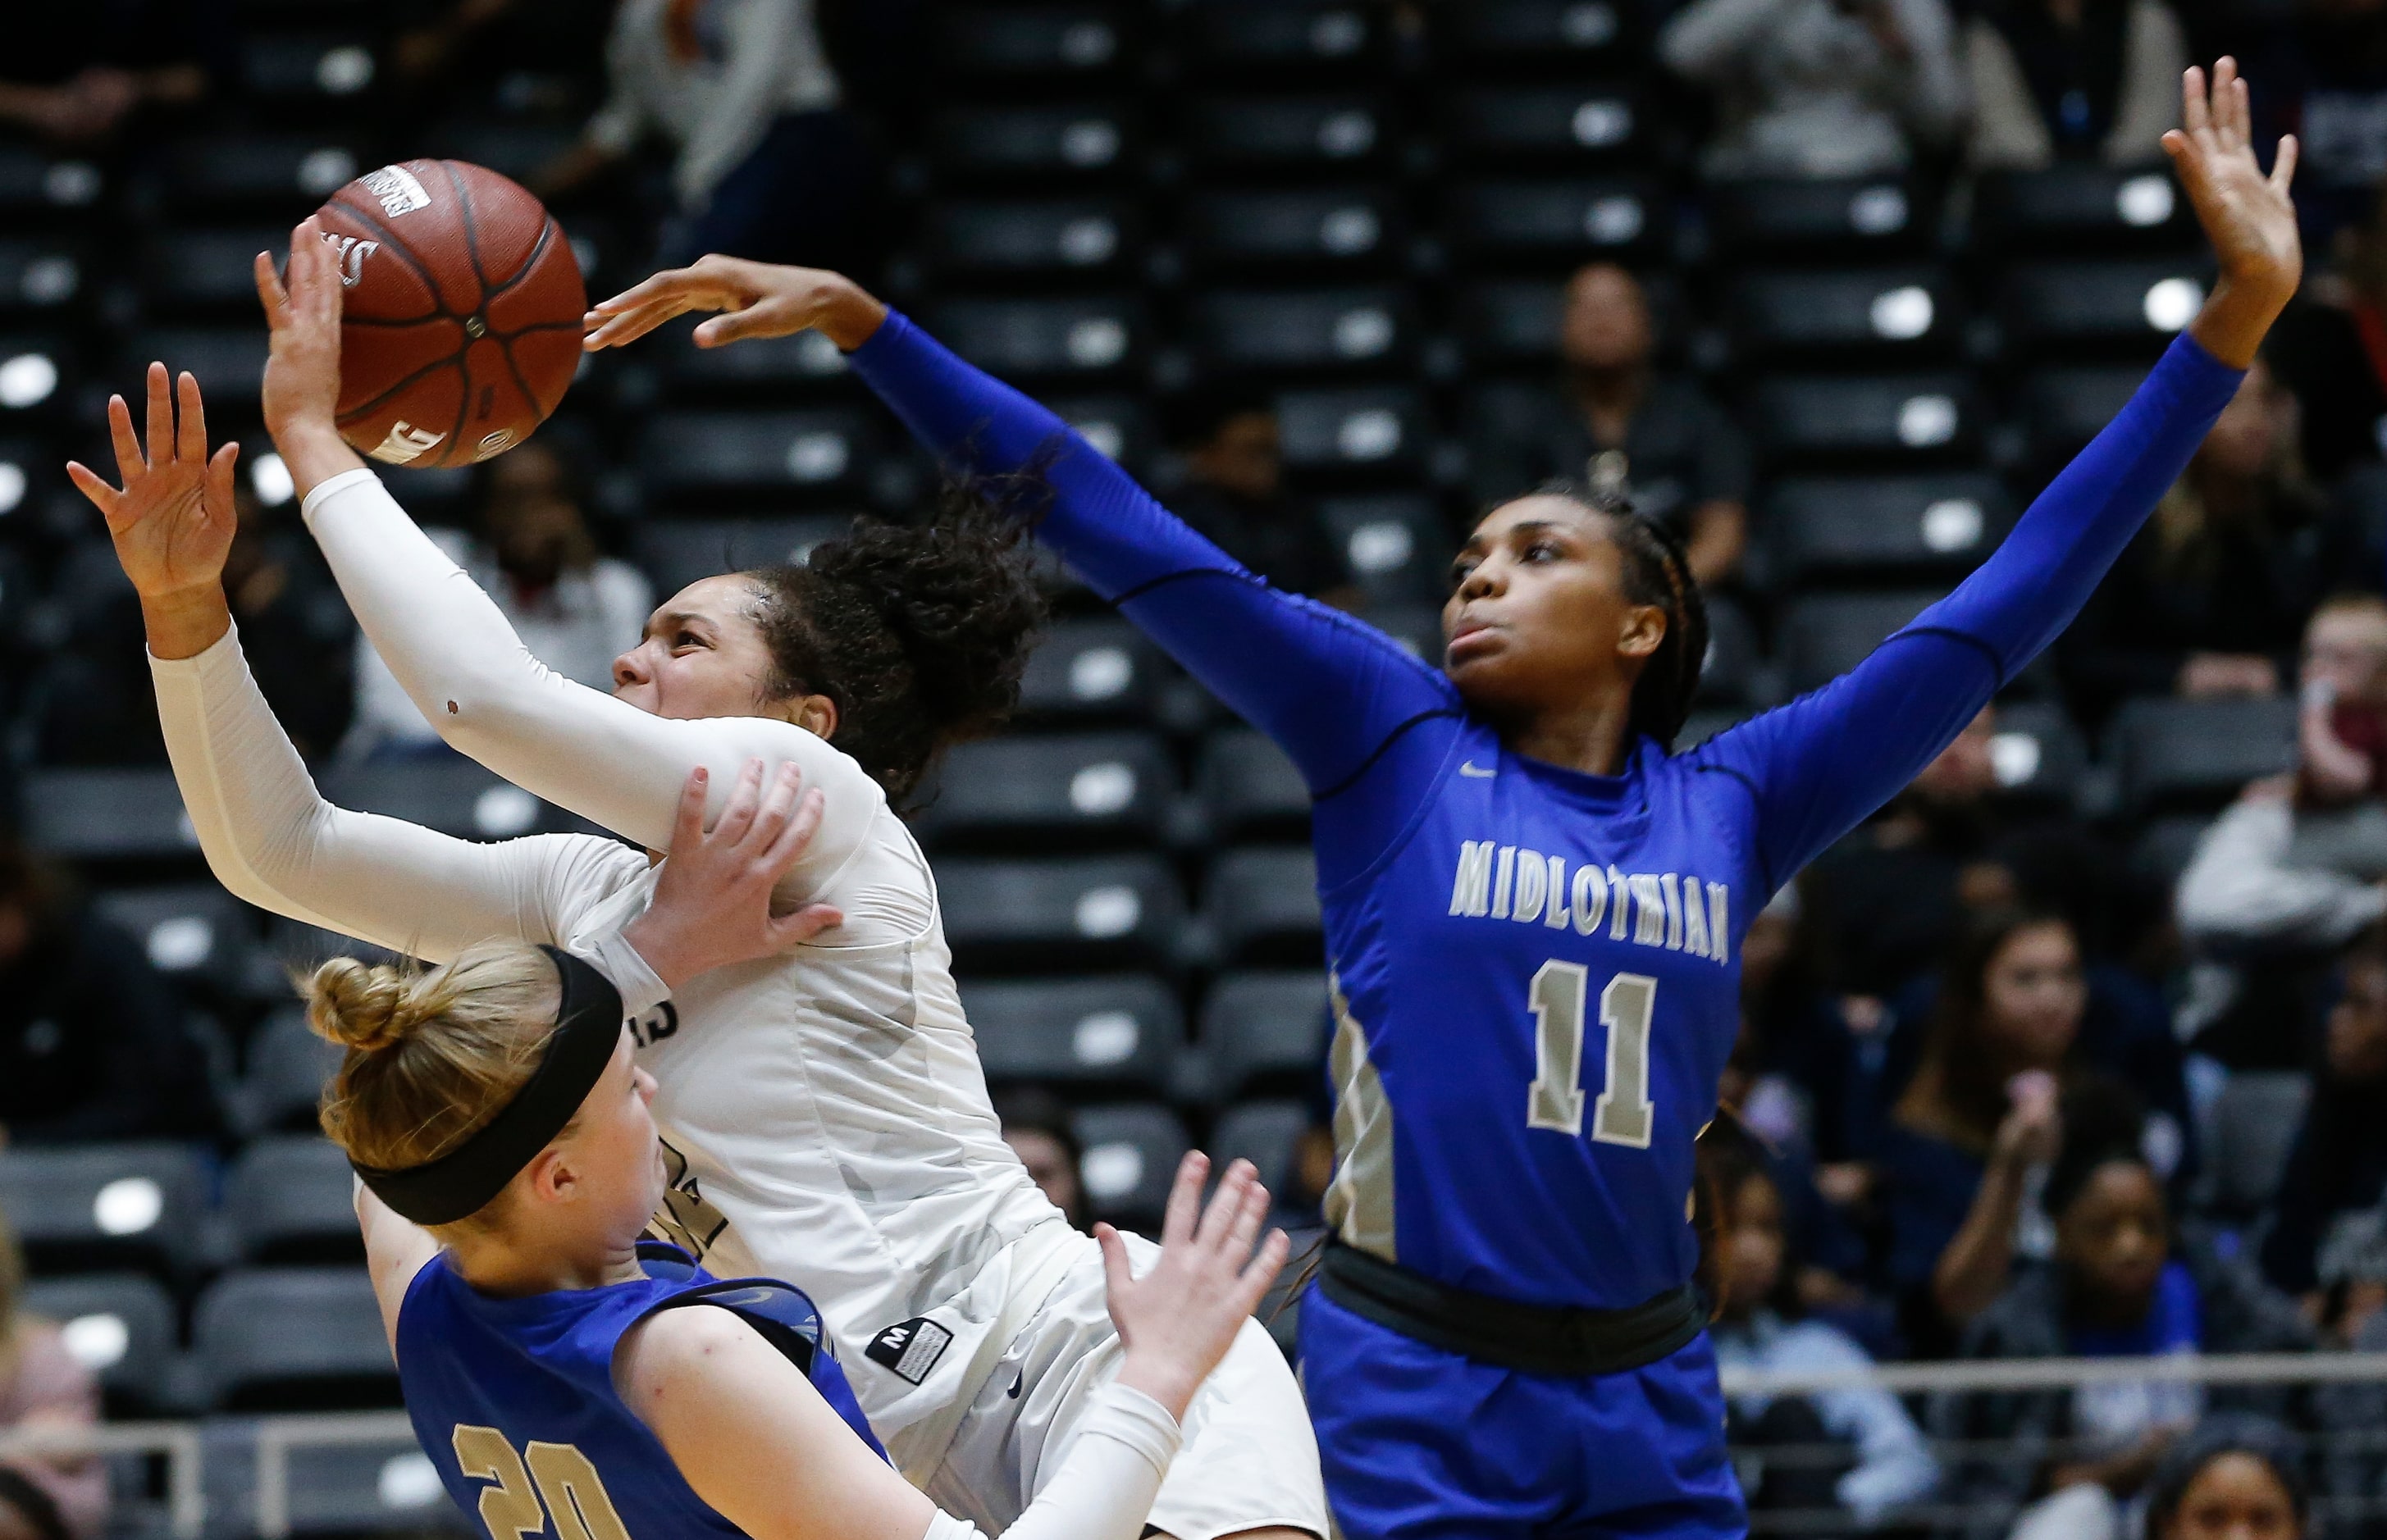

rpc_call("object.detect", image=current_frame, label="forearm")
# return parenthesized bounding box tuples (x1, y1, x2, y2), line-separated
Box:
(1933, 1162, 2027, 1324)
(923, 1385, 1181, 1540)
(299, 469, 875, 881)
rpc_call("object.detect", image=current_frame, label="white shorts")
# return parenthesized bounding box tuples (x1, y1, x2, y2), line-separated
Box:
(923, 1232, 1329, 1540)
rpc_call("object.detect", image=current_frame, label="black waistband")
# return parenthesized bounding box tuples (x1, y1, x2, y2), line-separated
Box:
(1318, 1242, 1706, 1378)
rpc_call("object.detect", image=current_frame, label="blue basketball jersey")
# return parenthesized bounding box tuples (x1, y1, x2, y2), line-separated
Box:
(395, 1242, 883, 1539)
(850, 317, 2241, 1314)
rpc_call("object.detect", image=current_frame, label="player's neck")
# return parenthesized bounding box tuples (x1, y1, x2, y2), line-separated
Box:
(446, 1228, 649, 1298)
(1504, 695, 1636, 778)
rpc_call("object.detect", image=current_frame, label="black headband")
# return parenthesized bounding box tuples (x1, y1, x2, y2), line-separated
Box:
(352, 945, 627, 1226)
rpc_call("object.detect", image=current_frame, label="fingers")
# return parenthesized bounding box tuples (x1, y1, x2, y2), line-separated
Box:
(1194, 1159, 1257, 1251)
(1096, 1222, 1131, 1302)
(691, 301, 796, 349)
(713, 757, 767, 848)
(63, 461, 119, 516)
(253, 248, 291, 322)
(765, 900, 845, 947)
(1221, 1166, 1269, 1260)
(1237, 1229, 1292, 1299)
(757, 779, 823, 878)
(1159, 1150, 1210, 1250)
(669, 764, 710, 857)
(2272, 134, 2300, 194)
(206, 441, 240, 518)
(175, 371, 208, 466)
(105, 391, 142, 483)
(2180, 64, 2208, 139)
(746, 761, 805, 852)
(2213, 57, 2243, 150)
(144, 362, 172, 471)
(589, 267, 704, 318)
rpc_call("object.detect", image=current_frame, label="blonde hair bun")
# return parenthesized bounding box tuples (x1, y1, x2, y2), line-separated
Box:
(306, 956, 447, 1055)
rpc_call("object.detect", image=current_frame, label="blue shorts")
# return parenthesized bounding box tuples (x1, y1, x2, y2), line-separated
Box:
(1298, 1283, 1746, 1540)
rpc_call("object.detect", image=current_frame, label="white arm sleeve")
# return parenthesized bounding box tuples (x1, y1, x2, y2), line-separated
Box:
(299, 469, 881, 900)
(915, 1385, 1182, 1540)
(152, 624, 635, 963)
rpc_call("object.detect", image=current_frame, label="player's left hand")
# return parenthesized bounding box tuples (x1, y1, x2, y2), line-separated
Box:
(67, 363, 239, 603)
(582, 254, 889, 353)
(2169, 58, 2301, 367)
(253, 218, 349, 453)
(623, 759, 846, 991)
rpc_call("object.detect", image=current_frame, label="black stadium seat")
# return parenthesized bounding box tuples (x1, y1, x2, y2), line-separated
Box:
(0, 146, 105, 225)
(0, 332, 71, 421)
(1210, 1100, 1312, 1192)
(1179, 186, 1403, 274)
(164, 134, 363, 216)
(1276, 386, 1428, 477)
(1048, 394, 1154, 471)
(961, 974, 1184, 1094)
(240, 1006, 346, 1136)
(1318, 492, 1450, 604)
(1196, 729, 1310, 841)
(1436, 84, 1642, 164)
(1070, 1104, 1190, 1225)
(937, 854, 1185, 970)
(1762, 472, 2015, 586)
(922, 295, 1145, 381)
(659, 322, 854, 401)
(636, 407, 879, 503)
(926, 103, 1137, 181)
(226, 1137, 367, 1264)
(420, 119, 580, 186)
(1985, 699, 2090, 809)
(89, 882, 272, 1006)
(1201, 971, 1330, 1100)
(1182, 0, 1385, 78)
(2019, 364, 2146, 464)
(20, 1273, 183, 1414)
(144, 228, 288, 316)
(933, 6, 1127, 80)
(0, 1143, 211, 1279)
(321, 759, 563, 842)
(1017, 618, 1161, 722)
(1777, 590, 1946, 693)
(1203, 847, 1322, 964)
(1441, 178, 1659, 267)
(922, 198, 1140, 281)
(920, 731, 1175, 850)
(0, 238, 83, 321)
(1706, 177, 1930, 261)
(1454, 279, 1564, 368)
(22, 767, 199, 860)
(1441, 0, 1635, 71)
(195, 1267, 399, 1410)
(1697, 595, 1762, 706)
(1726, 267, 1958, 362)
(125, 328, 272, 411)
(1180, 94, 1387, 173)
(240, 32, 381, 109)
(2000, 258, 2208, 357)
(1749, 372, 1983, 467)
(1186, 288, 1413, 376)
(1973, 165, 2194, 255)
(631, 515, 855, 599)
(2111, 696, 2298, 814)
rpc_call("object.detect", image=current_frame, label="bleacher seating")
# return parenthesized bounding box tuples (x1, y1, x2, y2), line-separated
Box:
(0, 1142, 212, 1280)
(194, 1267, 398, 1410)
(962, 974, 1184, 1096)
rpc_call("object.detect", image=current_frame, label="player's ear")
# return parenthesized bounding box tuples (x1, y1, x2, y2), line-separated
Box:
(789, 693, 838, 741)
(1616, 602, 1667, 663)
(524, 1146, 575, 1207)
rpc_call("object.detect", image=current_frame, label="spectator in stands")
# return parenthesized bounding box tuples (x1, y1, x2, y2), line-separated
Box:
(1464, 264, 1752, 587)
(0, 1210, 103, 1540)
(2260, 928, 2387, 1305)
(2061, 360, 2327, 723)
(990, 1084, 1085, 1229)
(346, 440, 648, 757)
(1876, 909, 2165, 1349)
(1659, 0, 1965, 179)
(540, 0, 876, 271)
(2145, 1416, 2307, 1540)
(2176, 595, 2387, 1065)
(0, 1, 214, 149)
(0, 841, 218, 1146)
(1934, 1122, 2312, 1540)
(1702, 1130, 1939, 1525)
(1962, 0, 2186, 171)
(1161, 383, 1354, 604)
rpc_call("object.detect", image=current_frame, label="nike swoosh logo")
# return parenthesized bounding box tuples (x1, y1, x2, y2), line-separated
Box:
(1459, 761, 1497, 777)
(1007, 1372, 1024, 1399)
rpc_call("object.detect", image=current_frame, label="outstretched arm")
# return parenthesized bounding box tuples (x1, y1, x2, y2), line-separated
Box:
(582, 262, 1463, 831)
(251, 226, 882, 895)
(1705, 60, 2298, 891)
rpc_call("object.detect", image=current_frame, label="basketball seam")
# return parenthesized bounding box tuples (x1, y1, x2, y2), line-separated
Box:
(324, 194, 446, 318)
(486, 217, 559, 303)
(438, 160, 497, 299)
(335, 356, 463, 431)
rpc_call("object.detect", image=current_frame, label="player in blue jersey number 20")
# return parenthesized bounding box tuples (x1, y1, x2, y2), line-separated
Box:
(584, 59, 2298, 1540)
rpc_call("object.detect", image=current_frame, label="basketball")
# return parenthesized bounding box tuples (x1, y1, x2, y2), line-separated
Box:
(311, 159, 585, 470)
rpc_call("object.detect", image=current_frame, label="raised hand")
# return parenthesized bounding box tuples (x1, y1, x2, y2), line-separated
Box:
(253, 218, 367, 493)
(2167, 58, 2302, 367)
(621, 760, 847, 990)
(67, 364, 239, 607)
(582, 254, 888, 353)
(1099, 1152, 1290, 1419)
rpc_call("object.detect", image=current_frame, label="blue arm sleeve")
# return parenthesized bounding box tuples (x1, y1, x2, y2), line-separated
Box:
(1703, 334, 2245, 892)
(847, 312, 1463, 831)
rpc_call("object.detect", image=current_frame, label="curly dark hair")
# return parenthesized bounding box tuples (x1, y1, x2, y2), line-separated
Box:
(743, 478, 1050, 805)
(1475, 484, 1709, 751)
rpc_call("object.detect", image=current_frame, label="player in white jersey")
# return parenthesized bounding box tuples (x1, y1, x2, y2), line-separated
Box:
(65, 230, 1325, 1540)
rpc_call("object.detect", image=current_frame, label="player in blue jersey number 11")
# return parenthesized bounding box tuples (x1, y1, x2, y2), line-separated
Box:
(584, 58, 2297, 1540)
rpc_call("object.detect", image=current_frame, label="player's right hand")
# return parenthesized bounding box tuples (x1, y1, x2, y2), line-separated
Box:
(254, 219, 348, 451)
(582, 255, 890, 354)
(1098, 1151, 1289, 1421)
(66, 362, 238, 603)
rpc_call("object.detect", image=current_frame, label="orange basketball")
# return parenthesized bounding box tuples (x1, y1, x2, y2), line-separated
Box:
(312, 160, 585, 470)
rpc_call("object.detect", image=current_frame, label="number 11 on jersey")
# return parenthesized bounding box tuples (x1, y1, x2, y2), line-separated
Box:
(1526, 962, 1656, 1148)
